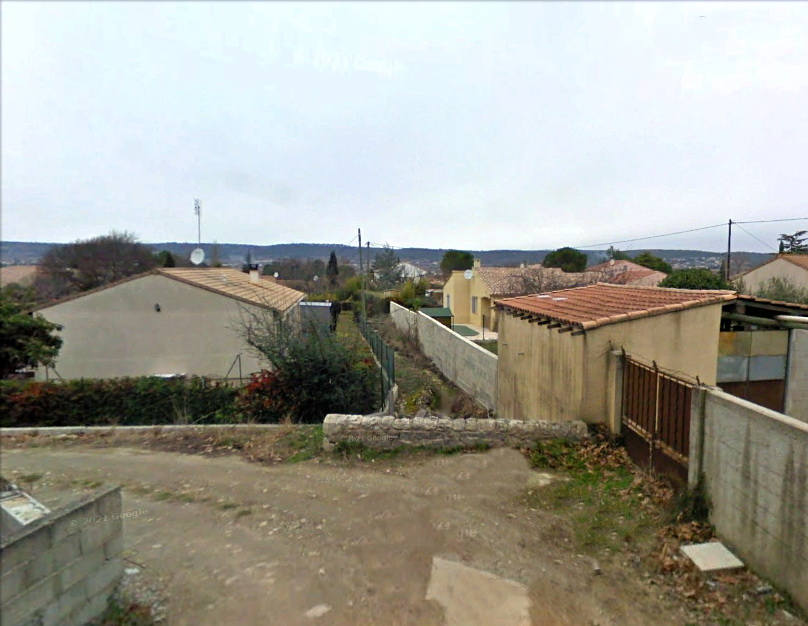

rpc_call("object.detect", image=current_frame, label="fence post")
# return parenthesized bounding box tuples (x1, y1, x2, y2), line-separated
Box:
(688, 386, 707, 490)
(607, 350, 624, 435)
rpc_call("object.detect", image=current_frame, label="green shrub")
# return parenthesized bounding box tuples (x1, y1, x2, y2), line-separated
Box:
(0, 377, 238, 428)
(241, 317, 380, 423)
(659, 268, 730, 290)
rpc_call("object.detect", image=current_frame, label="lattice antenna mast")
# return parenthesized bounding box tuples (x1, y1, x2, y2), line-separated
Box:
(194, 198, 202, 245)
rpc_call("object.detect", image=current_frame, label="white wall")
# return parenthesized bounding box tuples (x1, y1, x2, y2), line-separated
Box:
(742, 257, 808, 293)
(36, 274, 273, 379)
(390, 302, 497, 410)
(690, 388, 808, 611)
(785, 329, 808, 423)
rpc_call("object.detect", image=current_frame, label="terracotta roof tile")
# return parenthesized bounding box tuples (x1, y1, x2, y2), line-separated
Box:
(738, 253, 808, 278)
(586, 260, 667, 286)
(158, 268, 305, 312)
(496, 283, 736, 330)
(781, 254, 808, 271)
(475, 265, 601, 296)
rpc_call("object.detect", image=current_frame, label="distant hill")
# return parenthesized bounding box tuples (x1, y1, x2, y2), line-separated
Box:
(1, 240, 773, 274)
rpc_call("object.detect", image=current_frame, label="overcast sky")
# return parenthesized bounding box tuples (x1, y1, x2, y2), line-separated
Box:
(2, 1, 807, 253)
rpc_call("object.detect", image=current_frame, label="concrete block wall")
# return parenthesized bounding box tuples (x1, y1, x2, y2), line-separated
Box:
(322, 414, 588, 450)
(785, 329, 808, 423)
(1, 486, 124, 626)
(390, 302, 497, 410)
(689, 388, 808, 611)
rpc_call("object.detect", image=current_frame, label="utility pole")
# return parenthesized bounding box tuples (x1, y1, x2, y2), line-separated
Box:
(358, 228, 367, 322)
(725, 219, 733, 281)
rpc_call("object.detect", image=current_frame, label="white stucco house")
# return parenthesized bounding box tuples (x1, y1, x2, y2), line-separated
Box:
(738, 254, 808, 294)
(34, 267, 305, 380)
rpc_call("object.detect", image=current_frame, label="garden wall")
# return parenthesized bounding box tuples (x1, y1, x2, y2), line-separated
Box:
(1, 486, 123, 626)
(322, 414, 588, 450)
(689, 388, 808, 611)
(390, 302, 497, 410)
(785, 329, 808, 423)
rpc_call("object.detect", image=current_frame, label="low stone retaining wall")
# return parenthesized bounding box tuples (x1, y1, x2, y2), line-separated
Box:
(322, 414, 588, 450)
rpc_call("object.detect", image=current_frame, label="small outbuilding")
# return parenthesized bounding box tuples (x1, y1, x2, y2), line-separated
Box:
(419, 307, 453, 328)
(495, 283, 736, 424)
(34, 267, 305, 380)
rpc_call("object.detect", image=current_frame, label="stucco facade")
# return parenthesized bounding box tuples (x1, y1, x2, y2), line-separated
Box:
(35, 274, 300, 380)
(442, 269, 496, 329)
(496, 303, 724, 423)
(740, 255, 808, 293)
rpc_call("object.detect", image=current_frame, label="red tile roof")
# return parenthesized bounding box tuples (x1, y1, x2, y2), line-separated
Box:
(738, 253, 808, 278)
(782, 254, 808, 271)
(158, 268, 305, 312)
(586, 259, 666, 286)
(496, 283, 736, 330)
(36, 268, 305, 313)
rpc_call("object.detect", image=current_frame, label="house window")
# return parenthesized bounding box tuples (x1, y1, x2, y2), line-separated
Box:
(471, 296, 478, 314)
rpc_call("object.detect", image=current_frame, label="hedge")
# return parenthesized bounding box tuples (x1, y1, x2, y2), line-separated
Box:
(0, 377, 239, 428)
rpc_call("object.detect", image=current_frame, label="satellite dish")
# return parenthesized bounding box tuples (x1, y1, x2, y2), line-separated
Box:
(463, 269, 473, 280)
(313, 275, 319, 282)
(273, 272, 279, 278)
(190, 248, 205, 265)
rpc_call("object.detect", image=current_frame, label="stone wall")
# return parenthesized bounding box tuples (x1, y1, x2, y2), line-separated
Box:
(1, 486, 124, 626)
(322, 414, 588, 451)
(390, 302, 497, 410)
(689, 388, 808, 611)
(785, 329, 808, 423)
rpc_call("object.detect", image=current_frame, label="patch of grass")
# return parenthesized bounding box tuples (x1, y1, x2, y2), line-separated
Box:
(92, 597, 155, 626)
(475, 340, 498, 355)
(18, 472, 44, 483)
(235, 508, 252, 518)
(153, 491, 173, 501)
(334, 440, 404, 462)
(524, 437, 659, 555)
(72, 478, 104, 489)
(333, 440, 491, 463)
(217, 502, 238, 510)
(282, 425, 324, 463)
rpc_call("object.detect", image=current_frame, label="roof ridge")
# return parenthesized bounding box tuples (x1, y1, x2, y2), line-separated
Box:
(495, 283, 737, 330)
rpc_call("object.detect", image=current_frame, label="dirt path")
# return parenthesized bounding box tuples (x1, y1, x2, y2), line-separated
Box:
(4, 445, 693, 625)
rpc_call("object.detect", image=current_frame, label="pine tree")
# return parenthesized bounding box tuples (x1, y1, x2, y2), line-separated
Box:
(326, 251, 339, 287)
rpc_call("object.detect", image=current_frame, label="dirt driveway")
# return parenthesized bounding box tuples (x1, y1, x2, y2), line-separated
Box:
(3, 444, 697, 625)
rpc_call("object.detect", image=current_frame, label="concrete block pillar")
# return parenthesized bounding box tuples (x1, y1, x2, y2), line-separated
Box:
(688, 386, 707, 489)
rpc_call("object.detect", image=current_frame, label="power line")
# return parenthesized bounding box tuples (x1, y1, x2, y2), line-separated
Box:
(575, 217, 806, 250)
(734, 217, 808, 225)
(734, 223, 777, 251)
(574, 223, 726, 249)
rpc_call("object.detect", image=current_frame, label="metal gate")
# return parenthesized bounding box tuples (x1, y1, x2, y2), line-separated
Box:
(621, 355, 694, 485)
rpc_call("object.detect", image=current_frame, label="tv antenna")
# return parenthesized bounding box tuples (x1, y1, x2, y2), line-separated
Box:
(194, 198, 201, 245)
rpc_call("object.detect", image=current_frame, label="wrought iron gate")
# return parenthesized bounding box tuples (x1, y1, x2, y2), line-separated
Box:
(622, 355, 694, 485)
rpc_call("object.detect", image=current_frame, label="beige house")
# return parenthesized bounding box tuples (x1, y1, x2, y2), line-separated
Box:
(495, 284, 736, 425)
(442, 259, 601, 331)
(586, 259, 667, 286)
(738, 254, 808, 294)
(34, 268, 305, 380)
